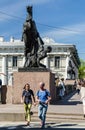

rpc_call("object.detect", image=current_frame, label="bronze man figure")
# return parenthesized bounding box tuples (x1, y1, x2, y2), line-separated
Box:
(22, 6, 52, 68)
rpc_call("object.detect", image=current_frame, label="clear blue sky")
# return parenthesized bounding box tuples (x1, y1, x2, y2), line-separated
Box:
(0, 0, 85, 60)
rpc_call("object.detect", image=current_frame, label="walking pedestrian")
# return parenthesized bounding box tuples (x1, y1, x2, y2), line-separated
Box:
(58, 78, 65, 100)
(36, 82, 51, 128)
(73, 80, 77, 89)
(76, 80, 81, 95)
(21, 83, 36, 126)
(80, 80, 85, 117)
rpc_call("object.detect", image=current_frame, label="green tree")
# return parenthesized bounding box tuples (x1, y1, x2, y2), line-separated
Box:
(78, 59, 85, 79)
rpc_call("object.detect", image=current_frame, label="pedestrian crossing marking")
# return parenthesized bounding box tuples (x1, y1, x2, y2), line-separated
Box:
(0, 122, 85, 129)
(7, 126, 17, 129)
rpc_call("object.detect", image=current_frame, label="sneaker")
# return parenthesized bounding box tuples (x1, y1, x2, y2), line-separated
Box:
(40, 121, 45, 129)
(41, 125, 45, 129)
(27, 125, 31, 128)
(27, 122, 30, 126)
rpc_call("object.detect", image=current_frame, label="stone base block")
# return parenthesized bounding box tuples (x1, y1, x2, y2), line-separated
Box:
(12, 71, 56, 104)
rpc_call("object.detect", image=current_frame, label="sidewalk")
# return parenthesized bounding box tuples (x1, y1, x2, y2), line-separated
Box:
(0, 91, 82, 114)
(0, 91, 84, 121)
(49, 91, 83, 115)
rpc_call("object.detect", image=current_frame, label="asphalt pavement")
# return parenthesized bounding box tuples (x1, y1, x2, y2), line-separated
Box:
(0, 121, 85, 130)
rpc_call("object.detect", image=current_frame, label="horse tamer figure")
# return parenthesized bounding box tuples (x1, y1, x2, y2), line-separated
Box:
(22, 6, 52, 68)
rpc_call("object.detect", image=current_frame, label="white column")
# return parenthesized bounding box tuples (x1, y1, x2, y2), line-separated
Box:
(23, 56, 25, 66)
(65, 56, 70, 79)
(8, 73, 13, 86)
(2, 56, 7, 85)
(44, 57, 49, 68)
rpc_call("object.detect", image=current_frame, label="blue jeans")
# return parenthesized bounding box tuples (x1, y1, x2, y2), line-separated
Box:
(38, 103, 48, 126)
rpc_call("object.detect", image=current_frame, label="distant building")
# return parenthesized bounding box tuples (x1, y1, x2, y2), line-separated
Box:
(0, 36, 80, 86)
(43, 37, 80, 80)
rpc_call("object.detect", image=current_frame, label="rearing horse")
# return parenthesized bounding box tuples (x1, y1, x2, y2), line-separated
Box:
(22, 6, 51, 68)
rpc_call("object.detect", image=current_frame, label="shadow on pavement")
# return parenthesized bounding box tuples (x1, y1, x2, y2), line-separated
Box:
(0, 125, 85, 130)
(57, 100, 82, 105)
(56, 91, 82, 105)
(0, 122, 84, 130)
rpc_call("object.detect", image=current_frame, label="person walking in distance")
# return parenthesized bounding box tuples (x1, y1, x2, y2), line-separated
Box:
(36, 82, 51, 128)
(80, 80, 85, 118)
(21, 83, 36, 126)
(76, 80, 81, 95)
(58, 78, 65, 100)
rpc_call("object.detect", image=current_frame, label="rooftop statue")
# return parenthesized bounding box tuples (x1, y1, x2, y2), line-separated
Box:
(22, 6, 52, 68)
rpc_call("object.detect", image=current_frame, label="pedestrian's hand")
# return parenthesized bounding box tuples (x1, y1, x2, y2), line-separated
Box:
(33, 102, 36, 106)
(45, 100, 49, 104)
(37, 99, 41, 104)
(21, 98, 24, 103)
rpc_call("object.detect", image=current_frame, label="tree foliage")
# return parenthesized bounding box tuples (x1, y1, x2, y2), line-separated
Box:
(78, 59, 85, 79)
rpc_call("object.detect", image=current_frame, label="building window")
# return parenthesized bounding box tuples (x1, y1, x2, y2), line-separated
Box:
(55, 56, 60, 68)
(63, 48, 67, 52)
(12, 56, 17, 67)
(57, 48, 62, 52)
(49, 57, 54, 68)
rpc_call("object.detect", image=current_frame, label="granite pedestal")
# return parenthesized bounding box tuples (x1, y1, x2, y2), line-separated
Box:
(12, 68, 56, 104)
